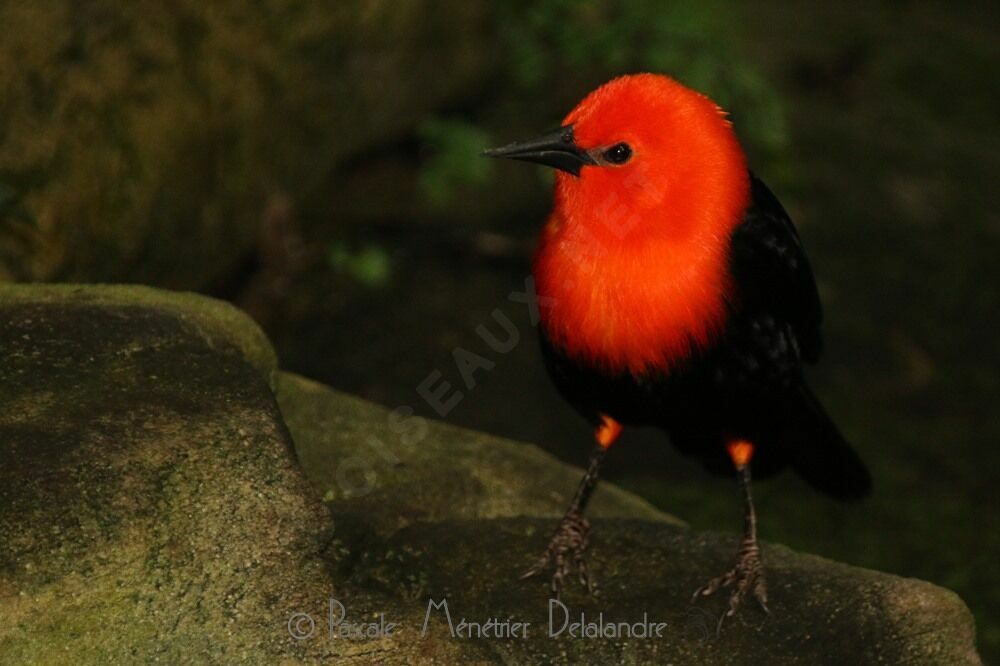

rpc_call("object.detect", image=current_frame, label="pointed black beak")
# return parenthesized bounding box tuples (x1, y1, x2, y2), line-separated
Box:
(483, 126, 596, 176)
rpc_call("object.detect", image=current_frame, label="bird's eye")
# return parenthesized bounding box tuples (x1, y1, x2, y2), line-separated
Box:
(603, 142, 632, 165)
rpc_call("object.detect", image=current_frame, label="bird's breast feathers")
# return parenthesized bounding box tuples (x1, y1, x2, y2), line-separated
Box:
(534, 221, 735, 377)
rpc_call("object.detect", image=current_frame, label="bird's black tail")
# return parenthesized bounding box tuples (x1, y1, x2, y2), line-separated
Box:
(788, 385, 872, 500)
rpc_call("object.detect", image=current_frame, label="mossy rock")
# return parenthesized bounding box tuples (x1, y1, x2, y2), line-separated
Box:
(279, 372, 982, 665)
(0, 284, 330, 662)
(0, 284, 982, 663)
(276, 372, 677, 535)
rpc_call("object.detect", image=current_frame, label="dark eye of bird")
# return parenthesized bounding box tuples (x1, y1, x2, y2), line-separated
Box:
(603, 142, 632, 165)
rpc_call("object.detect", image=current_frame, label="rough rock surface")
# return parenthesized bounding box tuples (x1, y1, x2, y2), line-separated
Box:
(0, 285, 982, 664)
(277, 372, 676, 534)
(0, 285, 332, 663)
(279, 373, 982, 665)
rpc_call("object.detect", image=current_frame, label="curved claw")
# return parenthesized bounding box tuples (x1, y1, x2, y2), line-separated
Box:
(519, 557, 548, 581)
(520, 511, 593, 598)
(691, 545, 769, 630)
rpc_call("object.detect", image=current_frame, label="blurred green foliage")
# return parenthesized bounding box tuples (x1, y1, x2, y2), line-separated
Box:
(327, 242, 391, 288)
(497, 0, 782, 131)
(417, 119, 495, 210)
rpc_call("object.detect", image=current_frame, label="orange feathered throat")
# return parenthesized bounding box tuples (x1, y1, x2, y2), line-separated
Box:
(533, 74, 751, 376)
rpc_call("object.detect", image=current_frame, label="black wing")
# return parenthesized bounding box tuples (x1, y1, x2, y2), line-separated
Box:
(730, 173, 824, 364)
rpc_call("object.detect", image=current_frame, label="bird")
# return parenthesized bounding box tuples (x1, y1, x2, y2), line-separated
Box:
(484, 73, 871, 622)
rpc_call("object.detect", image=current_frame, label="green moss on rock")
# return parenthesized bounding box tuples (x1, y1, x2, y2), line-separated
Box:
(280, 371, 982, 665)
(276, 372, 678, 533)
(0, 284, 329, 662)
(0, 283, 277, 383)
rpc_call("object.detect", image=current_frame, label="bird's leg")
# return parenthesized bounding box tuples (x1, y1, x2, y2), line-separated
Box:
(520, 445, 605, 596)
(692, 440, 769, 628)
(520, 415, 621, 597)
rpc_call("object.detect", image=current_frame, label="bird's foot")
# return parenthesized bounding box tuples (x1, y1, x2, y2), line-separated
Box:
(691, 536, 768, 630)
(520, 509, 593, 598)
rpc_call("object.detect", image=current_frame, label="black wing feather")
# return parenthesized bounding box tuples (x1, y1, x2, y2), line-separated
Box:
(730, 173, 824, 363)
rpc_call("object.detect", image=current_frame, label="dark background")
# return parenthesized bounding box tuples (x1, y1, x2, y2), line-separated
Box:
(1, 0, 997, 659)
